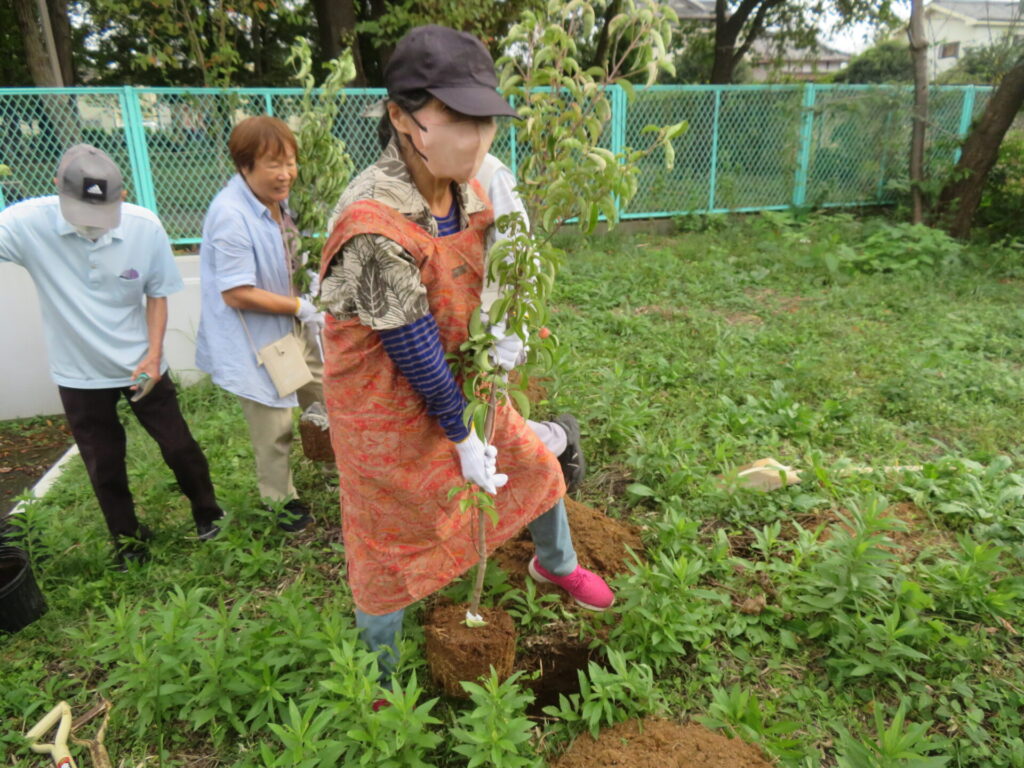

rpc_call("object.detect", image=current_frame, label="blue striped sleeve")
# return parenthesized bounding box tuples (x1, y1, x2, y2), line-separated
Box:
(379, 314, 469, 442)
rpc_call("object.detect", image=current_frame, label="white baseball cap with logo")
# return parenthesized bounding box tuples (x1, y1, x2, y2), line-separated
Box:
(56, 144, 124, 230)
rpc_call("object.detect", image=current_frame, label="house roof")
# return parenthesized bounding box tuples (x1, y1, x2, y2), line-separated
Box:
(668, 0, 716, 20)
(747, 36, 853, 64)
(925, 0, 1023, 23)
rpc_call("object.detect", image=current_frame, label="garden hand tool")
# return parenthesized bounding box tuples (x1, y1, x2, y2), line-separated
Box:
(25, 701, 76, 768)
(129, 373, 156, 402)
(70, 699, 112, 768)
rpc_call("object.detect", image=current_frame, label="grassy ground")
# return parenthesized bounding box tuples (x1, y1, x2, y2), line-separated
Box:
(3, 211, 1024, 767)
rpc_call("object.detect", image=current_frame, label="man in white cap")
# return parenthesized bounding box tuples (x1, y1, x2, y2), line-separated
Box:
(0, 144, 224, 567)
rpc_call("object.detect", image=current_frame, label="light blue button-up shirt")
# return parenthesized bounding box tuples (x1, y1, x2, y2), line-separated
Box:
(0, 196, 183, 389)
(195, 174, 298, 408)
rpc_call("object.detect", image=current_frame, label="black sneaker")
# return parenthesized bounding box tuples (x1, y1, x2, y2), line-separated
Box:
(113, 524, 154, 569)
(552, 413, 585, 495)
(196, 515, 224, 541)
(277, 499, 313, 533)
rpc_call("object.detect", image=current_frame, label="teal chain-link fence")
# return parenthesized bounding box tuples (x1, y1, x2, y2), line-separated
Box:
(0, 84, 990, 244)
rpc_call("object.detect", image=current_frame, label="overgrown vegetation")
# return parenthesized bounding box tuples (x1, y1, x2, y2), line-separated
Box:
(4, 211, 1024, 766)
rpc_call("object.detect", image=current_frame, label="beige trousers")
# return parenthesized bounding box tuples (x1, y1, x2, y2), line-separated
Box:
(238, 329, 324, 502)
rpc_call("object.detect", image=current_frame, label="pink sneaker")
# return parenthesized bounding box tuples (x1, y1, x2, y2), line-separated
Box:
(528, 557, 615, 611)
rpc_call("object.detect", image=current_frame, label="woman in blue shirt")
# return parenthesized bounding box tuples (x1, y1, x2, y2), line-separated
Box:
(196, 117, 323, 532)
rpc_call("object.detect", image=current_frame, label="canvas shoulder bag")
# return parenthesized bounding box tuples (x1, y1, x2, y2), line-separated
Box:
(236, 309, 314, 399)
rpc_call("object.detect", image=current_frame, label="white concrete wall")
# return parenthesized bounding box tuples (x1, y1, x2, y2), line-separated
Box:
(925, 14, 976, 77)
(0, 254, 204, 420)
(924, 10, 1017, 79)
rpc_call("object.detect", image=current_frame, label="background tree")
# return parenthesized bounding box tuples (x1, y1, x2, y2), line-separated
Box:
(664, 27, 753, 82)
(831, 38, 913, 83)
(0, 1, 35, 86)
(12, 0, 75, 86)
(310, 0, 365, 85)
(80, 0, 310, 86)
(708, 0, 896, 84)
(934, 51, 1024, 239)
(352, 0, 545, 86)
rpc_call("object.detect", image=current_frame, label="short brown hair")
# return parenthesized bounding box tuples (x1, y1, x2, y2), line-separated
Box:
(228, 116, 297, 172)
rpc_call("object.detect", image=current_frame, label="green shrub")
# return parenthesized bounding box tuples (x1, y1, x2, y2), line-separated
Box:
(976, 132, 1024, 241)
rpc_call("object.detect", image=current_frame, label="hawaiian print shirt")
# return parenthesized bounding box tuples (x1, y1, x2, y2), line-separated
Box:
(321, 138, 488, 330)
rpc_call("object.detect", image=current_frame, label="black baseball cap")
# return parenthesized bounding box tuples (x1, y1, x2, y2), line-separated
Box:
(384, 25, 519, 119)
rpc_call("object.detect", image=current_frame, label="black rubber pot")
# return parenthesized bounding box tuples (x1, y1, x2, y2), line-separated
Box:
(0, 546, 48, 634)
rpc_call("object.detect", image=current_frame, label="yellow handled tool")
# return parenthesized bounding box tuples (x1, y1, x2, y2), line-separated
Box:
(24, 701, 76, 768)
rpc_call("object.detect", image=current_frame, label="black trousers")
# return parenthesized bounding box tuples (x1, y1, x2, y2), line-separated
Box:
(58, 376, 222, 538)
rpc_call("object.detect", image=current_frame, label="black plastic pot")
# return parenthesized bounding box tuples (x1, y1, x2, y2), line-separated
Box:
(0, 546, 48, 634)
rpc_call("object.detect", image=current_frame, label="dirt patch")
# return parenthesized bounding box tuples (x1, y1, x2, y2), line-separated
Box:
(719, 502, 952, 565)
(517, 622, 599, 716)
(881, 501, 954, 559)
(632, 305, 689, 319)
(552, 717, 774, 768)
(588, 461, 633, 504)
(746, 287, 820, 315)
(724, 312, 764, 326)
(0, 416, 73, 517)
(493, 498, 644, 591)
(424, 602, 516, 698)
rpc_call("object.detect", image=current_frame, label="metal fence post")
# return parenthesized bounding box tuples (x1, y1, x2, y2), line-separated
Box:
(120, 87, 159, 214)
(708, 89, 722, 212)
(953, 85, 975, 164)
(509, 95, 517, 175)
(610, 84, 627, 220)
(792, 83, 816, 208)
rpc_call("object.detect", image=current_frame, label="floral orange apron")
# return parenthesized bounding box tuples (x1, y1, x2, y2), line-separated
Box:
(319, 188, 565, 615)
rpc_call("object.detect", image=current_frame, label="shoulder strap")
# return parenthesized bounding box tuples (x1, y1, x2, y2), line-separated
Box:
(235, 309, 262, 364)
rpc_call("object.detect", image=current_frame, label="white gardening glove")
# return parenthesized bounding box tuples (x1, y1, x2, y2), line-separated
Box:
(295, 297, 325, 358)
(488, 322, 528, 372)
(454, 432, 508, 495)
(295, 297, 320, 324)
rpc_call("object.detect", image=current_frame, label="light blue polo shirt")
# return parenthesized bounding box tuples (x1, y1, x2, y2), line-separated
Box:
(195, 174, 298, 408)
(0, 196, 183, 389)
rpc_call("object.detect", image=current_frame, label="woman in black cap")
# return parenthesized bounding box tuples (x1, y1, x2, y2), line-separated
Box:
(318, 24, 614, 688)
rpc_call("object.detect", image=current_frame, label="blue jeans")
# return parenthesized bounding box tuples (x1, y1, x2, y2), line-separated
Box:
(355, 497, 576, 681)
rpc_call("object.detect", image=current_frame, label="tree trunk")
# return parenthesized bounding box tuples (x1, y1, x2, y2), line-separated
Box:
(710, 5, 741, 84)
(12, 0, 60, 86)
(907, 0, 929, 224)
(591, 0, 622, 73)
(12, 0, 79, 147)
(710, 0, 774, 84)
(47, 0, 74, 85)
(312, 0, 366, 85)
(935, 54, 1024, 239)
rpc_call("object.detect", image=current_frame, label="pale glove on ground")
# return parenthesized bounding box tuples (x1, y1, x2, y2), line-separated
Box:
(455, 432, 509, 494)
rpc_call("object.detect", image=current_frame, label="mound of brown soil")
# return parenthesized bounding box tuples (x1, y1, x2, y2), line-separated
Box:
(423, 603, 516, 698)
(553, 718, 774, 768)
(493, 498, 644, 586)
